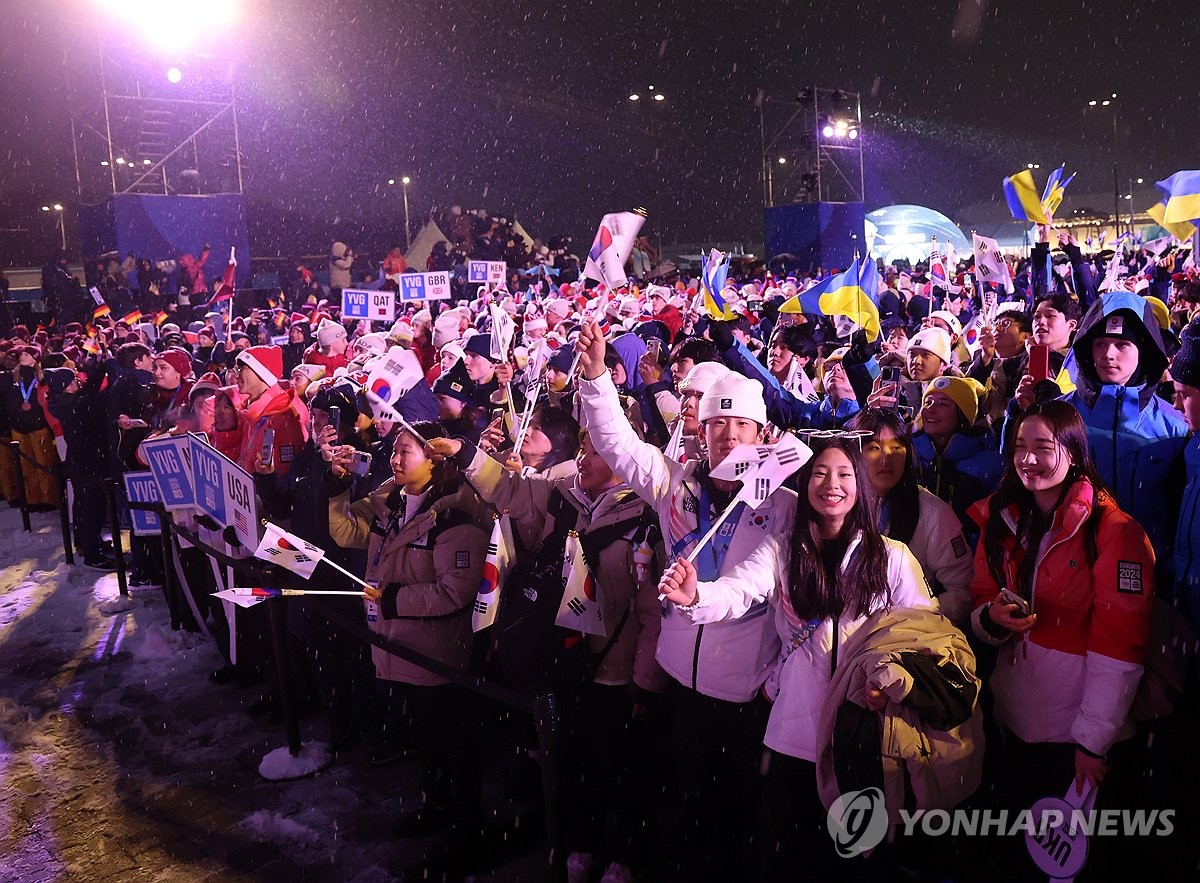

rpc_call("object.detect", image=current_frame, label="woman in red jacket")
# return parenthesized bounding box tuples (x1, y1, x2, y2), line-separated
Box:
(970, 400, 1153, 840)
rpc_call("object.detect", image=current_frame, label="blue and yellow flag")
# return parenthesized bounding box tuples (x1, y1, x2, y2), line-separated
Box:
(1147, 199, 1198, 242)
(700, 249, 733, 319)
(1156, 171, 1200, 226)
(1040, 164, 1077, 219)
(783, 259, 882, 341)
(1003, 169, 1046, 224)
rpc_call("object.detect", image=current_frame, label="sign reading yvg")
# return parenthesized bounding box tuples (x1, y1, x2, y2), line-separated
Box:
(468, 261, 507, 284)
(400, 272, 452, 301)
(340, 288, 375, 319)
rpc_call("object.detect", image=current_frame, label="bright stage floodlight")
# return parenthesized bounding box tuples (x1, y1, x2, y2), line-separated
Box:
(848, 128, 858, 140)
(167, 66, 182, 83)
(93, 0, 238, 54)
(822, 124, 834, 138)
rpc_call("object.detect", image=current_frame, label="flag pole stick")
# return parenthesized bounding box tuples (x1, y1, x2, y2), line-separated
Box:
(280, 589, 366, 597)
(511, 381, 541, 459)
(658, 496, 743, 601)
(317, 556, 371, 589)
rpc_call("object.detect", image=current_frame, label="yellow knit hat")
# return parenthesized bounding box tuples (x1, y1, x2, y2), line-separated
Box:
(923, 375, 985, 425)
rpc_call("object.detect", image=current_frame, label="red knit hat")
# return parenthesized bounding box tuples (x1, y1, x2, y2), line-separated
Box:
(235, 345, 283, 387)
(154, 347, 194, 380)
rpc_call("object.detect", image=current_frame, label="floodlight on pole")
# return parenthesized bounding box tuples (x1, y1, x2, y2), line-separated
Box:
(629, 93, 639, 101)
(166, 66, 182, 83)
(653, 93, 664, 101)
(92, 0, 239, 54)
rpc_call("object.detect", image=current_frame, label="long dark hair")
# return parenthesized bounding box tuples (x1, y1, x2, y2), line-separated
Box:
(787, 438, 893, 621)
(982, 400, 1108, 594)
(529, 405, 580, 472)
(847, 408, 920, 545)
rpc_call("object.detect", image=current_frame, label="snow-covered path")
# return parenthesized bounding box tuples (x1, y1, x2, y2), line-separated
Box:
(0, 507, 547, 882)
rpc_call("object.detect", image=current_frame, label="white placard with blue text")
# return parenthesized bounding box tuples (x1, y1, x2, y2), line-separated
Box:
(140, 435, 197, 510)
(468, 261, 507, 285)
(399, 272, 452, 301)
(189, 435, 259, 552)
(123, 471, 161, 536)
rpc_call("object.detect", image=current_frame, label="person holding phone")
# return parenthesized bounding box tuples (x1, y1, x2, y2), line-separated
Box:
(970, 400, 1153, 873)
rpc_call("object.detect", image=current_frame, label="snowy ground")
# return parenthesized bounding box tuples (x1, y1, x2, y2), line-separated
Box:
(0, 506, 552, 882)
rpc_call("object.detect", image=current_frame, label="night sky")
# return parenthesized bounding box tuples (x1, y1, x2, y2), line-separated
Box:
(2, 0, 1198, 264)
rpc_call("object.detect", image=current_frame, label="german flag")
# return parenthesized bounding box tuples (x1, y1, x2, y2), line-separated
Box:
(82, 334, 101, 355)
(153, 310, 170, 327)
(93, 304, 111, 320)
(121, 309, 143, 325)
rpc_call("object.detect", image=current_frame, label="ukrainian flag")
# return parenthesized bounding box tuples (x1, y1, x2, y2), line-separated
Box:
(1040, 164, 1076, 219)
(1147, 200, 1198, 242)
(1003, 169, 1046, 224)
(700, 249, 733, 319)
(1156, 171, 1200, 225)
(786, 260, 882, 341)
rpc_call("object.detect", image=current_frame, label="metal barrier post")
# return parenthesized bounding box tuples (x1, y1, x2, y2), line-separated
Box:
(9, 440, 30, 532)
(267, 595, 302, 756)
(57, 465, 73, 565)
(532, 691, 566, 881)
(106, 479, 128, 597)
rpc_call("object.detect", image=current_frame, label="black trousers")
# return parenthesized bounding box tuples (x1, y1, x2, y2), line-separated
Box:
(668, 681, 769, 883)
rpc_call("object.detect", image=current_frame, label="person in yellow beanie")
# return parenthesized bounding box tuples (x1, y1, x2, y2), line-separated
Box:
(912, 374, 1003, 541)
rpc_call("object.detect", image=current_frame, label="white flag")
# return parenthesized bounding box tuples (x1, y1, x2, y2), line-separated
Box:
(582, 211, 646, 288)
(972, 233, 1015, 295)
(364, 346, 424, 405)
(1098, 248, 1124, 293)
(663, 418, 687, 463)
(472, 515, 514, 632)
(213, 588, 269, 609)
(555, 532, 606, 638)
(253, 522, 325, 579)
(1143, 235, 1174, 258)
(710, 433, 813, 510)
(489, 304, 516, 361)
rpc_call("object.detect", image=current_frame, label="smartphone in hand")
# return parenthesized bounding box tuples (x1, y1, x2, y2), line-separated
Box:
(1028, 344, 1051, 383)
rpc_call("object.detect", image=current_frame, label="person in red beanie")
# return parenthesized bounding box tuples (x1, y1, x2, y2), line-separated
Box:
(151, 347, 195, 430)
(233, 345, 305, 481)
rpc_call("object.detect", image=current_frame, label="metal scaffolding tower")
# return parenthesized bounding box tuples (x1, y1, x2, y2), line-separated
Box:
(759, 87, 865, 207)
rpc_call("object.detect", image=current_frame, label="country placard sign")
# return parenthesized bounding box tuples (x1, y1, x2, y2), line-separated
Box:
(340, 288, 373, 319)
(189, 435, 259, 551)
(399, 272, 452, 301)
(140, 435, 197, 510)
(123, 471, 161, 536)
(468, 261, 507, 285)
(368, 289, 395, 321)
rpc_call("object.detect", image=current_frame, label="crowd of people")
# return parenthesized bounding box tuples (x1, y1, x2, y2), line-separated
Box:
(3, 221, 1200, 882)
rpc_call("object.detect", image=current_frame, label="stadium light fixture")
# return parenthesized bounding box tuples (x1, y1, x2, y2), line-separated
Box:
(777, 157, 787, 164)
(166, 66, 182, 83)
(629, 93, 639, 101)
(92, 0, 239, 54)
(653, 93, 665, 101)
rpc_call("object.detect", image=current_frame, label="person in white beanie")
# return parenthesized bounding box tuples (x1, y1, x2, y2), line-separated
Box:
(304, 317, 350, 374)
(432, 310, 462, 350)
(574, 317, 795, 883)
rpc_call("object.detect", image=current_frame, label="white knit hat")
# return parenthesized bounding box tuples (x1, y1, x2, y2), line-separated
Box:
(354, 332, 388, 357)
(678, 361, 731, 395)
(316, 318, 347, 347)
(698, 372, 767, 425)
(908, 327, 952, 364)
(929, 310, 963, 337)
(432, 312, 461, 348)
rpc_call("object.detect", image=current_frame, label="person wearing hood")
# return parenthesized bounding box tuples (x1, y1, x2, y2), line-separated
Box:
(1055, 291, 1188, 574)
(282, 317, 312, 374)
(45, 362, 114, 569)
(328, 242, 353, 293)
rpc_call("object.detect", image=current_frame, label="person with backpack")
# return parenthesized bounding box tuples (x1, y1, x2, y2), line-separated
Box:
(428, 427, 667, 883)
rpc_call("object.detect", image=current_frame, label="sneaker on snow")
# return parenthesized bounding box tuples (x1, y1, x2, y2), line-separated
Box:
(83, 555, 117, 571)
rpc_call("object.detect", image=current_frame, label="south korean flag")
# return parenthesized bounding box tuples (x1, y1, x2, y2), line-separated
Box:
(253, 521, 326, 579)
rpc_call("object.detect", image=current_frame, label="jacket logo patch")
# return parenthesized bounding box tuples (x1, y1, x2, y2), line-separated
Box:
(279, 444, 294, 463)
(683, 496, 698, 513)
(750, 513, 770, 529)
(720, 397, 732, 409)
(1105, 316, 1124, 336)
(951, 535, 968, 559)
(455, 551, 471, 569)
(1117, 560, 1143, 594)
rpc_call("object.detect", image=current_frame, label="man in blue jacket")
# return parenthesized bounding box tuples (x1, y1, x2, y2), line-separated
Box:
(1061, 290, 1188, 579)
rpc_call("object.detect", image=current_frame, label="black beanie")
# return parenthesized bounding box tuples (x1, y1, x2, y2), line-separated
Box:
(1171, 317, 1200, 388)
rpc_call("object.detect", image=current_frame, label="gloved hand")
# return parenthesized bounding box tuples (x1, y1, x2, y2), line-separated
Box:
(843, 329, 879, 368)
(708, 320, 736, 352)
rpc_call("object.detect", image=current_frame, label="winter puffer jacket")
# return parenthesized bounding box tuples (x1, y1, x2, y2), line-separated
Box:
(1059, 291, 1188, 575)
(969, 479, 1154, 756)
(327, 477, 488, 686)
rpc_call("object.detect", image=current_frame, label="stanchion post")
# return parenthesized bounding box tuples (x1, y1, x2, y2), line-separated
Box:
(267, 594, 302, 756)
(106, 479, 128, 597)
(57, 465, 73, 565)
(9, 440, 30, 533)
(532, 691, 566, 881)
(158, 503, 173, 606)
